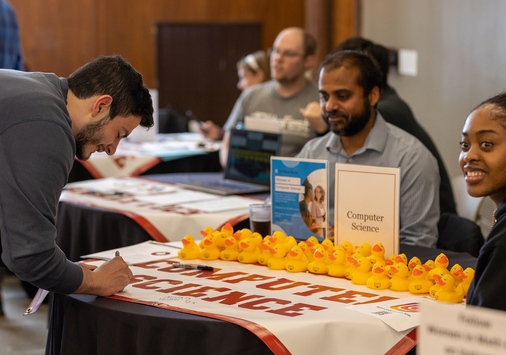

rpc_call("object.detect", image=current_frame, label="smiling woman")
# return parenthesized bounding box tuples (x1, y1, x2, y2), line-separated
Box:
(461, 92, 506, 311)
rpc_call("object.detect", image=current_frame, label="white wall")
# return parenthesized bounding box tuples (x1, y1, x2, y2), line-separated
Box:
(361, 0, 506, 179)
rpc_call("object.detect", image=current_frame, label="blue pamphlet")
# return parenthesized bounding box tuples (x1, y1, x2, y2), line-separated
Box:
(271, 157, 328, 242)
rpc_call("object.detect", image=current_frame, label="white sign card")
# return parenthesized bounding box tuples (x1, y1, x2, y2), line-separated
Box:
(334, 163, 400, 256)
(418, 301, 506, 355)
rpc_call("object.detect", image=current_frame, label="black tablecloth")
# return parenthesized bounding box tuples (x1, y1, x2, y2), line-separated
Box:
(46, 293, 274, 355)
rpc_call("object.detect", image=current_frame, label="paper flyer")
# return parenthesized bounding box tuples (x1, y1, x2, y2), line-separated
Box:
(418, 301, 505, 355)
(347, 296, 433, 332)
(271, 157, 328, 241)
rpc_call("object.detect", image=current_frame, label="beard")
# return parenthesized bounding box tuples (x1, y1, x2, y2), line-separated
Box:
(75, 116, 109, 160)
(326, 98, 372, 137)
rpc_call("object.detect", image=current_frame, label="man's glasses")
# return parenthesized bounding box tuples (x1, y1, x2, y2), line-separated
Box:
(268, 47, 304, 59)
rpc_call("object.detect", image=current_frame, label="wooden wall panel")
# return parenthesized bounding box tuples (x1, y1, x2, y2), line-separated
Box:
(331, 0, 360, 48)
(10, 0, 307, 88)
(9, 0, 98, 76)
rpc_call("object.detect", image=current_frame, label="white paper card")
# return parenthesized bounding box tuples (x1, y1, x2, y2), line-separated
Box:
(348, 296, 429, 332)
(81, 241, 180, 265)
(418, 301, 506, 355)
(334, 163, 400, 256)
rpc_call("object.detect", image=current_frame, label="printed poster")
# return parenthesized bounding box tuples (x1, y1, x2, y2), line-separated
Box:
(271, 157, 328, 241)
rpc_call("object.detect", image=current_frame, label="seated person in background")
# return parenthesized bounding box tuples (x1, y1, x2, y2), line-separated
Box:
(301, 37, 456, 215)
(462, 92, 506, 311)
(297, 50, 440, 247)
(236, 50, 271, 92)
(199, 50, 271, 140)
(219, 27, 326, 167)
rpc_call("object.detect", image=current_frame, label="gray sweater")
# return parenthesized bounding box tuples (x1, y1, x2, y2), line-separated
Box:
(0, 69, 82, 293)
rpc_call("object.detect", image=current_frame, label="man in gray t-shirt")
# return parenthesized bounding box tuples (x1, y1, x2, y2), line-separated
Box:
(218, 27, 325, 166)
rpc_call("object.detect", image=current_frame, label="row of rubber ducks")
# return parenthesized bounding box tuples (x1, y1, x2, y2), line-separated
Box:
(176, 224, 474, 304)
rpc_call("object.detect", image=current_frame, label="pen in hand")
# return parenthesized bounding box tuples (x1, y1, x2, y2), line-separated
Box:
(173, 263, 215, 272)
(115, 251, 120, 257)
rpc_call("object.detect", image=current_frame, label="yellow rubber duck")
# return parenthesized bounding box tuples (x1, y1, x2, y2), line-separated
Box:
(220, 222, 234, 237)
(307, 244, 328, 274)
(408, 256, 422, 273)
(234, 228, 253, 241)
(200, 226, 215, 238)
(458, 267, 475, 297)
(237, 237, 261, 264)
(394, 253, 408, 265)
(349, 255, 373, 285)
(210, 230, 227, 251)
(285, 245, 308, 273)
(298, 241, 314, 262)
(257, 238, 274, 266)
(366, 262, 390, 290)
(408, 264, 433, 294)
(384, 253, 397, 268)
(199, 234, 221, 260)
(320, 238, 335, 253)
(269, 230, 287, 245)
(368, 242, 385, 266)
(327, 247, 348, 278)
(424, 259, 436, 272)
(344, 252, 360, 280)
(305, 236, 321, 254)
(280, 235, 297, 252)
(338, 240, 355, 256)
(388, 263, 411, 291)
(428, 270, 448, 298)
(428, 253, 450, 281)
(450, 263, 464, 285)
(356, 242, 372, 257)
(177, 234, 201, 260)
(434, 273, 464, 303)
(219, 236, 240, 261)
(267, 244, 288, 270)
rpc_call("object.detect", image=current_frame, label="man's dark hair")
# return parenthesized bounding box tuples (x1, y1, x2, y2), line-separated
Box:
(334, 37, 391, 88)
(320, 50, 383, 97)
(303, 30, 318, 57)
(68, 55, 154, 128)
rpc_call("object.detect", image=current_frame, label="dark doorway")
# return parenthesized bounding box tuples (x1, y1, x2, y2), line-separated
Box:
(157, 23, 262, 127)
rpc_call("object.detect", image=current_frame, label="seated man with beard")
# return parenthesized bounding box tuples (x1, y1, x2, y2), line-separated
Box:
(296, 51, 440, 247)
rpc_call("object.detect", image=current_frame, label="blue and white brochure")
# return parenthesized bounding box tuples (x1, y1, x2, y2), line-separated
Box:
(271, 157, 328, 242)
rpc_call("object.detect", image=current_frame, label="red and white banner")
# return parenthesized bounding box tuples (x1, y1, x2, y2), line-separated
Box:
(87, 258, 417, 355)
(61, 178, 257, 242)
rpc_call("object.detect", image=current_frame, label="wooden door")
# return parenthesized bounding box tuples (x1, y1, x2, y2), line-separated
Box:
(157, 23, 261, 127)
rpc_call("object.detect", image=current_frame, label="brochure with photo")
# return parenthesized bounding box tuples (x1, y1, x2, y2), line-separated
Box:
(271, 157, 328, 242)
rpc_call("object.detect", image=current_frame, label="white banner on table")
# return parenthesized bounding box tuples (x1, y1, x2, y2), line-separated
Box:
(85, 257, 417, 355)
(61, 178, 256, 242)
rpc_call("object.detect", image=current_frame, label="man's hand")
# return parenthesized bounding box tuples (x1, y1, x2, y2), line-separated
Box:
(300, 102, 328, 135)
(198, 120, 224, 140)
(75, 256, 133, 296)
